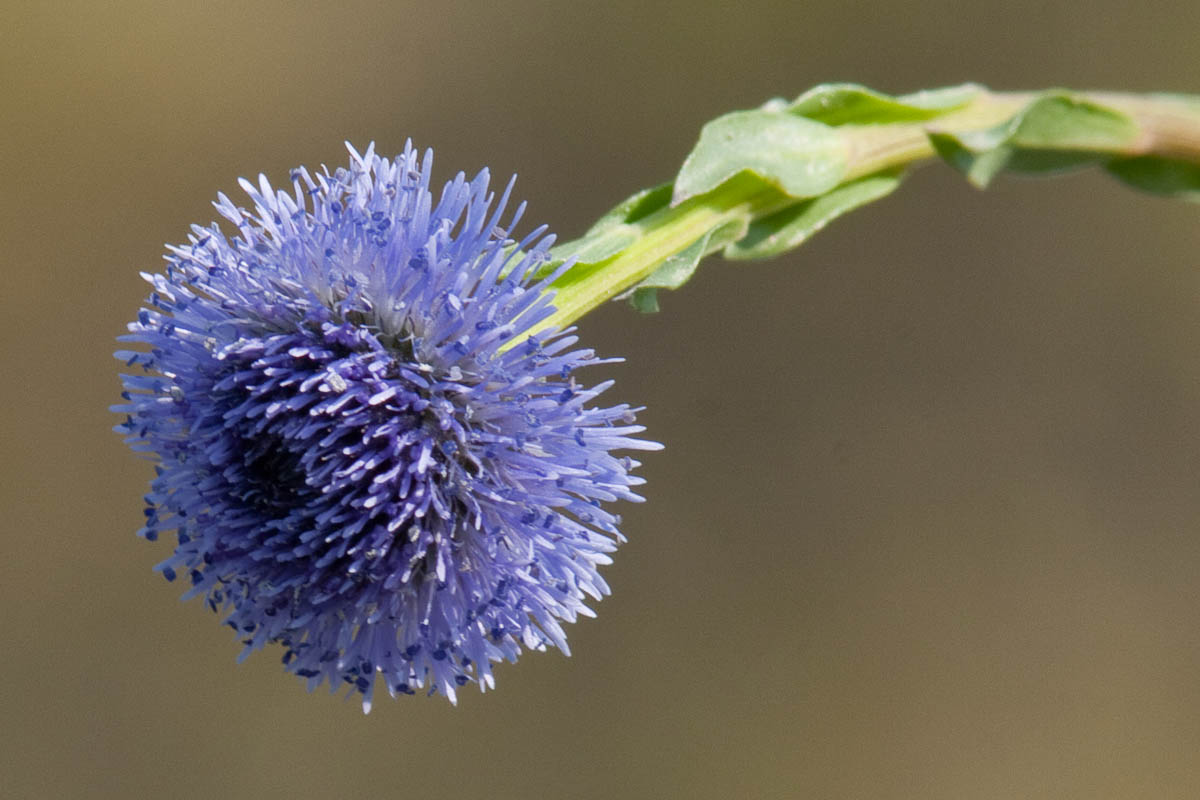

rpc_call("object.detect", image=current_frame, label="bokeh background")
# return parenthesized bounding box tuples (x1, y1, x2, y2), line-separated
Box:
(5, 2, 1200, 798)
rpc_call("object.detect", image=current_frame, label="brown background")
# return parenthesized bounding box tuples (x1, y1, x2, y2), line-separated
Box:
(4, 1, 1200, 798)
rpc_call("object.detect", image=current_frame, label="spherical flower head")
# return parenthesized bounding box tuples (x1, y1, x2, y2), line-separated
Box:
(114, 143, 660, 710)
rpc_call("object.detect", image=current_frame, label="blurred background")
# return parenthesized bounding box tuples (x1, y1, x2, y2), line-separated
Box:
(4, 1, 1200, 797)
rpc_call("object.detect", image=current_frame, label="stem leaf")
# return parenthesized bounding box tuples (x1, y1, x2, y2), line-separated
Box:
(626, 217, 749, 312)
(547, 183, 674, 269)
(672, 110, 846, 204)
(725, 172, 903, 260)
(784, 83, 981, 125)
(1106, 156, 1200, 201)
(929, 93, 1139, 187)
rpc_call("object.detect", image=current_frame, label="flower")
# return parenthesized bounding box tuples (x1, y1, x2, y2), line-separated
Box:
(114, 143, 659, 710)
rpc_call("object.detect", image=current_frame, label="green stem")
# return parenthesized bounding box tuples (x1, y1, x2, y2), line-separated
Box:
(838, 93, 1032, 179)
(842, 91, 1200, 178)
(538, 174, 788, 329)
(525, 89, 1200, 340)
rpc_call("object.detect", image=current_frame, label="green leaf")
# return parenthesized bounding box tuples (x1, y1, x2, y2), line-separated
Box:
(929, 93, 1139, 187)
(784, 83, 981, 125)
(583, 182, 675, 232)
(1007, 94, 1138, 150)
(628, 287, 661, 313)
(625, 217, 748, 312)
(1106, 156, 1200, 200)
(547, 183, 673, 267)
(672, 110, 846, 204)
(725, 172, 903, 260)
(927, 133, 1013, 187)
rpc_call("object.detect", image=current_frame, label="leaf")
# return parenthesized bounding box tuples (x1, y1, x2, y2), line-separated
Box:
(583, 182, 675, 232)
(1106, 156, 1200, 200)
(547, 183, 673, 267)
(725, 172, 903, 260)
(672, 110, 846, 204)
(784, 83, 981, 125)
(625, 217, 748, 312)
(927, 134, 1014, 187)
(1006, 94, 1138, 150)
(628, 287, 661, 313)
(928, 93, 1139, 187)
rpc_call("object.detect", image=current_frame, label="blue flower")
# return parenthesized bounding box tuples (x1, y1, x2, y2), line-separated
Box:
(114, 143, 659, 710)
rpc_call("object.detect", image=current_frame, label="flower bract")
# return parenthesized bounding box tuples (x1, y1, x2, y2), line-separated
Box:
(114, 143, 659, 710)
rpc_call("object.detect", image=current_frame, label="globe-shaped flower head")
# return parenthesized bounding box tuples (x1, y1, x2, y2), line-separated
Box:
(114, 143, 659, 710)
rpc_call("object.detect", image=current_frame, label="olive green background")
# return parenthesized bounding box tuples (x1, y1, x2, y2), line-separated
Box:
(5, 2, 1200, 798)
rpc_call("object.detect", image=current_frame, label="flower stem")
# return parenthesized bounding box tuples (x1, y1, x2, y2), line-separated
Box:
(539, 175, 788, 330)
(530, 89, 1200, 338)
